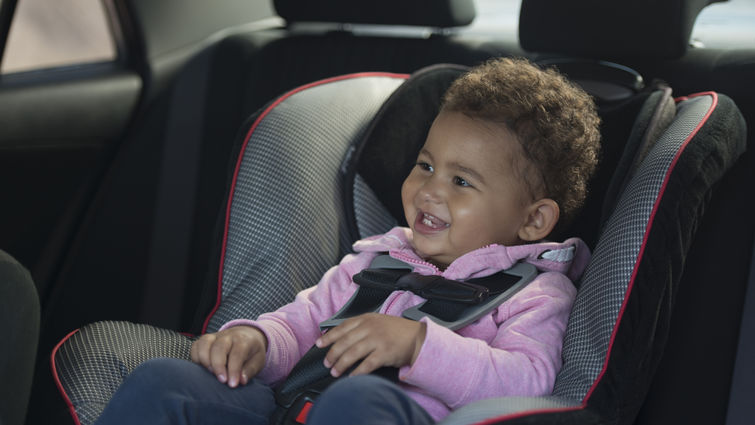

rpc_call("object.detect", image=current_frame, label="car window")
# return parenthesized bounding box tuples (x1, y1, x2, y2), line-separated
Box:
(1, 0, 116, 74)
(691, 0, 755, 48)
(464, 0, 520, 41)
(467, 0, 755, 49)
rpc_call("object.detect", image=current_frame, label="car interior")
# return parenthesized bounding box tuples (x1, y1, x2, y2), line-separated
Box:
(0, 0, 753, 424)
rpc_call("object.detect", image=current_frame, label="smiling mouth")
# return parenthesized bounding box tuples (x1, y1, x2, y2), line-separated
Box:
(415, 211, 450, 232)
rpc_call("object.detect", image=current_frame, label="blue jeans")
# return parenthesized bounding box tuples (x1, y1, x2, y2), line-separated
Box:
(95, 357, 434, 425)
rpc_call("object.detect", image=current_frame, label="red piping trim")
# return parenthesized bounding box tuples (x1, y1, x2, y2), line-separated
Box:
(201, 72, 409, 333)
(51, 329, 83, 425)
(460, 92, 719, 425)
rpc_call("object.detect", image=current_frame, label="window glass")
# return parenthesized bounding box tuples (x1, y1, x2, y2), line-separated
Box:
(465, 0, 520, 40)
(467, 0, 755, 49)
(1, 0, 116, 74)
(691, 0, 755, 49)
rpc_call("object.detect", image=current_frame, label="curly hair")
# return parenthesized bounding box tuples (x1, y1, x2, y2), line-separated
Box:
(442, 57, 601, 226)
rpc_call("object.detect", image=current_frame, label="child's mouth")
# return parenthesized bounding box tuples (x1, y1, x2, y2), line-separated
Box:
(415, 211, 450, 233)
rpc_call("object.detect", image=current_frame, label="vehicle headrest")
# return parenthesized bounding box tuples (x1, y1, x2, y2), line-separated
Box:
(519, 0, 718, 60)
(273, 0, 476, 27)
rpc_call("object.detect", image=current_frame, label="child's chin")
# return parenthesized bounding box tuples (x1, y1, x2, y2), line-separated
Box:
(418, 250, 451, 268)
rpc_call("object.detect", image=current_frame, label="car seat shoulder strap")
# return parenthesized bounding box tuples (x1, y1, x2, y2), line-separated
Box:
(318, 255, 412, 330)
(401, 261, 538, 330)
(320, 254, 538, 330)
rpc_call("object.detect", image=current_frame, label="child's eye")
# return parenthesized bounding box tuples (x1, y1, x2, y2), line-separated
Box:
(453, 176, 471, 187)
(417, 161, 433, 173)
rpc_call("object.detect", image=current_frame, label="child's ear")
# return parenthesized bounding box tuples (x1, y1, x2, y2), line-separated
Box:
(518, 198, 560, 242)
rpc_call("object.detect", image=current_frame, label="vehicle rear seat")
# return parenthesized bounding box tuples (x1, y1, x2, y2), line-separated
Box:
(38, 0, 755, 423)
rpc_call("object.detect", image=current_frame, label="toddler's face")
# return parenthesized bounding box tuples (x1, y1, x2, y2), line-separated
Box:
(401, 111, 534, 269)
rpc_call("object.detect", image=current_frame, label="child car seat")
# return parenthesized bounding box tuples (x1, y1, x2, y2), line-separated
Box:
(52, 63, 746, 425)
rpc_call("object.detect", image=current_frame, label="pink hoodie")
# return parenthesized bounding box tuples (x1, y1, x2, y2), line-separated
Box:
(222, 227, 589, 421)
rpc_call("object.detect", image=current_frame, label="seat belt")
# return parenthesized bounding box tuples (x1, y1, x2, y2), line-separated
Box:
(270, 255, 538, 425)
(725, 241, 755, 425)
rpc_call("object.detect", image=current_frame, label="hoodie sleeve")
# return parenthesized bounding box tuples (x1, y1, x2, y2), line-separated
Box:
(220, 251, 374, 385)
(397, 271, 577, 408)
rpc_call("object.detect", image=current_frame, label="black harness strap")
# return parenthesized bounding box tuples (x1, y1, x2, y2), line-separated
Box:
(270, 256, 538, 425)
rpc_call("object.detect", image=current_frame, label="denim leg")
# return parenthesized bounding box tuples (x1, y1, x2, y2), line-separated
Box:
(306, 375, 435, 425)
(94, 357, 275, 425)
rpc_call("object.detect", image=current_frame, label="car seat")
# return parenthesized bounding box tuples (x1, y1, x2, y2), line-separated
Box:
(0, 250, 39, 425)
(51, 59, 746, 425)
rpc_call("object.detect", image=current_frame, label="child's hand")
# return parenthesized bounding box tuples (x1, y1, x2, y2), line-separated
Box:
(315, 313, 427, 378)
(190, 326, 268, 388)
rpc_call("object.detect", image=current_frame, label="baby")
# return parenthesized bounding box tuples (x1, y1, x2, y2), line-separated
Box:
(95, 57, 601, 425)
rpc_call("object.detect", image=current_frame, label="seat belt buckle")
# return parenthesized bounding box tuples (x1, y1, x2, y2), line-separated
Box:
(271, 392, 318, 425)
(294, 399, 314, 424)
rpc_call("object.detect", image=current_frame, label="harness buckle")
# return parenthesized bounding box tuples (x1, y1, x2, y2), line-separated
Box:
(270, 391, 318, 425)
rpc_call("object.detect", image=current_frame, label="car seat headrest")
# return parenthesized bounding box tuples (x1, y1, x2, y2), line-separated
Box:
(519, 0, 719, 60)
(273, 0, 476, 27)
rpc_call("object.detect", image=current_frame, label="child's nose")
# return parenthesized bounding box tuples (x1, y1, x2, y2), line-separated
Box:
(418, 179, 444, 203)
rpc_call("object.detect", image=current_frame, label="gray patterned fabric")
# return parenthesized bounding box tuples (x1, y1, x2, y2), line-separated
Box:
(353, 173, 398, 239)
(207, 75, 404, 331)
(439, 396, 580, 424)
(52, 75, 405, 425)
(53, 321, 195, 425)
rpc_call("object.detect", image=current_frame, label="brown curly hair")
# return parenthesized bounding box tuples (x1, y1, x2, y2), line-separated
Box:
(442, 57, 601, 227)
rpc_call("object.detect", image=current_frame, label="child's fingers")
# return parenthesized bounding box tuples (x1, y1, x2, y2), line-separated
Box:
(190, 334, 215, 369)
(348, 351, 384, 376)
(325, 331, 374, 377)
(226, 335, 265, 388)
(225, 338, 252, 388)
(208, 334, 233, 384)
(315, 317, 360, 348)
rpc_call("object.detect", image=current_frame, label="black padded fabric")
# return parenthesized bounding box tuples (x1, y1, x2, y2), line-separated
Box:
(274, 0, 476, 27)
(519, 0, 714, 60)
(634, 124, 755, 425)
(347, 64, 469, 233)
(0, 250, 39, 425)
(557, 91, 652, 247)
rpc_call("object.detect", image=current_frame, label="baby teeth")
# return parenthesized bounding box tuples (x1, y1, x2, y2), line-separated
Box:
(421, 213, 449, 228)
